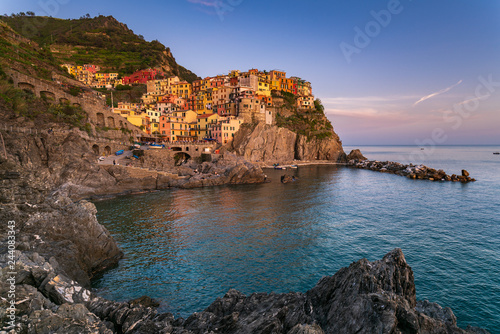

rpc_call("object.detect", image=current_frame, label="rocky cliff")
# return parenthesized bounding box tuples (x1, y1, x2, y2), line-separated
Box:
(231, 123, 346, 164)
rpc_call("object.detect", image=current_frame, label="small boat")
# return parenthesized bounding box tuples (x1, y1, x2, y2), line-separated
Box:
(290, 165, 298, 169)
(115, 150, 124, 156)
(274, 166, 286, 170)
(494, 152, 500, 155)
(149, 144, 164, 149)
(133, 144, 141, 149)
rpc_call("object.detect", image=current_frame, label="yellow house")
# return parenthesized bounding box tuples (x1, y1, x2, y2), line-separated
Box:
(257, 76, 271, 96)
(196, 113, 219, 140)
(170, 81, 192, 99)
(270, 79, 280, 91)
(169, 110, 198, 141)
(124, 110, 148, 129)
(195, 90, 213, 115)
(147, 109, 160, 124)
(229, 70, 241, 78)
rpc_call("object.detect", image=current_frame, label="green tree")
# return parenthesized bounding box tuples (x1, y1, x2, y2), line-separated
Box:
(314, 99, 325, 114)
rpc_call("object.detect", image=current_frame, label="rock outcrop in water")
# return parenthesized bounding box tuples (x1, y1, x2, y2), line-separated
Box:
(348, 158, 476, 183)
(231, 123, 346, 164)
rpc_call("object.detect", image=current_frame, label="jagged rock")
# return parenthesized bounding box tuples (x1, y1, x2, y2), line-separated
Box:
(462, 169, 470, 177)
(288, 324, 325, 334)
(346, 149, 367, 161)
(0, 246, 491, 333)
(12, 195, 123, 288)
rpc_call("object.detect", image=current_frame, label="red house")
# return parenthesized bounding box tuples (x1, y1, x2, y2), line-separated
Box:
(123, 69, 163, 85)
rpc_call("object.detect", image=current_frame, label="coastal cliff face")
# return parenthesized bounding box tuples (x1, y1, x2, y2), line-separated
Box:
(231, 123, 346, 164)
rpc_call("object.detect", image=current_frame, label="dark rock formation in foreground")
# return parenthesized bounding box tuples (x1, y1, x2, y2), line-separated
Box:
(348, 159, 475, 183)
(0, 247, 490, 333)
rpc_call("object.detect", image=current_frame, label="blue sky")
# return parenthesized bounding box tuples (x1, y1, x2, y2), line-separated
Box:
(2, 0, 500, 145)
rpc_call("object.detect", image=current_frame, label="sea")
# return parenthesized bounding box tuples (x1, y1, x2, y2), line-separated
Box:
(91, 145, 500, 333)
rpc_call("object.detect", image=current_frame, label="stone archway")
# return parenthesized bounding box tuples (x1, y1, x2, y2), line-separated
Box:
(171, 147, 182, 152)
(92, 144, 100, 155)
(60, 97, 69, 104)
(18, 82, 35, 94)
(174, 152, 191, 166)
(107, 117, 116, 128)
(104, 146, 111, 155)
(119, 120, 123, 128)
(40, 91, 56, 101)
(96, 113, 105, 127)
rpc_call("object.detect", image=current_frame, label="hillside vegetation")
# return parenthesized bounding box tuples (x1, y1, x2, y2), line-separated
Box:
(1, 14, 199, 82)
(273, 91, 335, 141)
(0, 20, 71, 81)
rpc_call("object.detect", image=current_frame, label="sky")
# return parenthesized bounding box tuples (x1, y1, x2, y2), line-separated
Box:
(2, 0, 500, 145)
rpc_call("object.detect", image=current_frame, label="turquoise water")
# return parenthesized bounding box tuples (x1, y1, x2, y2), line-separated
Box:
(92, 146, 500, 333)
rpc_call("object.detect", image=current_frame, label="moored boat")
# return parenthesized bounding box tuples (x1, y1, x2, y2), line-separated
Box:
(115, 150, 124, 156)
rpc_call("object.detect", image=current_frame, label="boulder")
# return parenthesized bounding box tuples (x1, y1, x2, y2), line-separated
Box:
(347, 149, 367, 161)
(281, 174, 297, 183)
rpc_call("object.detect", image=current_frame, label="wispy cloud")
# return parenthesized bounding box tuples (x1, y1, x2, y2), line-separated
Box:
(456, 95, 489, 106)
(186, 0, 218, 7)
(321, 95, 417, 117)
(413, 80, 463, 107)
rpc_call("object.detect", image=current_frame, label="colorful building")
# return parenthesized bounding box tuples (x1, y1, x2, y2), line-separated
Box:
(210, 117, 243, 144)
(168, 110, 198, 142)
(196, 113, 219, 140)
(123, 68, 162, 85)
(297, 95, 315, 110)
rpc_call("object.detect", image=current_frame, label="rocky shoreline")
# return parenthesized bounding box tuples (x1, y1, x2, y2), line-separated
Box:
(1, 235, 491, 334)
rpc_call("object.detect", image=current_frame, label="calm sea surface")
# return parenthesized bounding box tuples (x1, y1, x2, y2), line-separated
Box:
(92, 146, 500, 333)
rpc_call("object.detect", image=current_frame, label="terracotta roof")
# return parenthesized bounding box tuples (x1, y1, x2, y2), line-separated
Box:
(197, 114, 216, 119)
